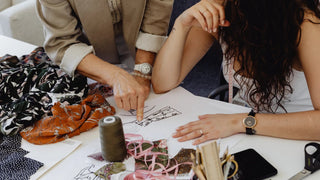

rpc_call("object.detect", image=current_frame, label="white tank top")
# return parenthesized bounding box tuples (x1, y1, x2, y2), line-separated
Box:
(222, 55, 313, 113)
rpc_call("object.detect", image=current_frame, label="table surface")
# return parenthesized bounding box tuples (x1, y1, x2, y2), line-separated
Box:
(1, 35, 320, 180)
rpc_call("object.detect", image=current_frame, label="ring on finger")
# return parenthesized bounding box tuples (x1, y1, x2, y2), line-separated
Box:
(199, 129, 204, 137)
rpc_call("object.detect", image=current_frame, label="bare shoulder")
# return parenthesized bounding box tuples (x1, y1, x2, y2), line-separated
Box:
(298, 11, 320, 69)
(299, 12, 320, 47)
(300, 12, 320, 33)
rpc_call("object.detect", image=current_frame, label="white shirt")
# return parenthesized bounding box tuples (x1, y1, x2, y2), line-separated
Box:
(222, 54, 313, 113)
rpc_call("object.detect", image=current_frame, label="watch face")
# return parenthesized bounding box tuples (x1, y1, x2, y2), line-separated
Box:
(244, 116, 256, 128)
(141, 64, 152, 74)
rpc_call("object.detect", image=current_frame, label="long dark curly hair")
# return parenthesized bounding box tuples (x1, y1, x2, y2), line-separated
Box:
(220, 0, 320, 112)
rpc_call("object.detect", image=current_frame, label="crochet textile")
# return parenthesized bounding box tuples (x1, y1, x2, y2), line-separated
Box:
(20, 94, 116, 144)
(0, 134, 43, 180)
(0, 47, 88, 135)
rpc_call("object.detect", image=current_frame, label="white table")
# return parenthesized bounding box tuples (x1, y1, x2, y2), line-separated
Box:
(1, 35, 320, 180)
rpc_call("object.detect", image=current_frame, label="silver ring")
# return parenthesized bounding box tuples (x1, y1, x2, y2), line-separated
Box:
(199, 129, 204, 137)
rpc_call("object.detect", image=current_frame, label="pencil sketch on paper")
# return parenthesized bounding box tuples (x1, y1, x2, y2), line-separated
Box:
(119, 105, 156, 116)
(74, 164, 102, 180)
(123, 106, 182, 127)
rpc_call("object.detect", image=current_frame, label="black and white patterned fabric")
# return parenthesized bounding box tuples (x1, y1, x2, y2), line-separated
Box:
(0, 134, 43, 180)
(0, 47, 88, 135)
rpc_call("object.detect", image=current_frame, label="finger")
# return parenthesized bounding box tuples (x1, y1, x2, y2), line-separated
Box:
(122, 97, 131, 111)
(197, 6, 211, 32)
(177, 130, 202, 142)
(114, 96, 123, 109)
(175, 121, 197, 131)
(202, 1, 220, 32)
(136, 94, 145, 121)
(198, 114, 210, 119)
(173, 125, 198, 138)
(193, 133, 210, 145)
(212, 8, 219, 32)
(193, 7, 208, 31)
(212, 1, 226, 26)
(221, 20, 231, 27)
(203, 11, 213, 33)
(203, 3, 218, 32)
(113, 89, 123, 109)
(129, 95, 137, 110)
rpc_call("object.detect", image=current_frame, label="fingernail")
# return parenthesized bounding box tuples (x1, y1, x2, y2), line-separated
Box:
(172, 132, 177, 136)
(205, 28, 208, 32)
(213, 28, 217, 32)
(221, 20, 225, 25)
(192, 141, 197, 145)
(209, 29, 212, 33)
(137, 115, 143, 121)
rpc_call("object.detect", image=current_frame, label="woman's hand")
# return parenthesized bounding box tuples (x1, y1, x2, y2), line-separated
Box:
(176, 0, 230, 33)
(172, 113, 244, 145)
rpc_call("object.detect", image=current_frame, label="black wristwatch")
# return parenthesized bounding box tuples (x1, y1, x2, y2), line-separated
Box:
(242, 110, 257, 135)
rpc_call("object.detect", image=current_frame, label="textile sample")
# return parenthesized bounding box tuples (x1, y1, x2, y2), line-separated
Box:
(20, 94, 116, 144)
(0, 134, 43, 180)
(0, 47, 88, 135)
(88, 82, 113, 99)
(94, 162, 126, 180)
(168, 148, 195, 175)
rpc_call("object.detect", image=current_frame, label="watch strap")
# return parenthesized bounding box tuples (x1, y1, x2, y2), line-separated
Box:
(248, 109, 256, 117)
(246, 127, 256, 135)
(246, 109, 256, 135)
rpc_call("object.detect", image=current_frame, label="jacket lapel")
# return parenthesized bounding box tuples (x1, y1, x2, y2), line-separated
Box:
(122, 0, 146, 55)
(74, 0, 119, 63)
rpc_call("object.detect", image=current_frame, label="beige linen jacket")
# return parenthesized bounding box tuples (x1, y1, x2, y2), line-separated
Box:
(36, 0, 173, 76)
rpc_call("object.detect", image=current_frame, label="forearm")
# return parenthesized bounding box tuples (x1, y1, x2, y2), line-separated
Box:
(135, 49, 155, 65)
(235, 110, 320, 141)
(152, 21, 192, 93)
(76, 53, 120, 85)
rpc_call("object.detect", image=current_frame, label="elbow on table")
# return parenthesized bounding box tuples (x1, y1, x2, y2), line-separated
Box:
(151, 80, 178, 94)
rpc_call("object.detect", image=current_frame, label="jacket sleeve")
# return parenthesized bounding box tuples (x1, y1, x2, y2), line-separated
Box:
(135, 0, 174, 53)
(36, 0, 94, 76)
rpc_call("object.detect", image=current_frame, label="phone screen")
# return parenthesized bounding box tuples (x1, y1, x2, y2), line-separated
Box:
(232, 148, 278, 180)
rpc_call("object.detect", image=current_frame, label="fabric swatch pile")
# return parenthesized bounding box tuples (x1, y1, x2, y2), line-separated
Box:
(0, 47, 116, 144)
(0, 47, 88, 136)
(0, 47, 117, 178)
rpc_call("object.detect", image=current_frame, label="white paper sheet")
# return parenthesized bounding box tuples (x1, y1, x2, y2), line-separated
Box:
(108, 87, 251, 157)
(37, 87, 251, 179)
(21, 138, 81, 180)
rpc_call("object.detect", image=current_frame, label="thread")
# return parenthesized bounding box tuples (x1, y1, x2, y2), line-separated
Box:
(99, 116, 127, 162)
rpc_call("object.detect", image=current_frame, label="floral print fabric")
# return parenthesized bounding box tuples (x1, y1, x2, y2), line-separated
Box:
(0, 47, 88, 135)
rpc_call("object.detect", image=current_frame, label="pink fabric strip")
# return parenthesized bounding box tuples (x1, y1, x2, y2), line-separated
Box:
(124, 134, 192, 180)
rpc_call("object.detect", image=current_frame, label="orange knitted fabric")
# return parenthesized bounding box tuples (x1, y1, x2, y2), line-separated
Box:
(20, 94, 115, 145)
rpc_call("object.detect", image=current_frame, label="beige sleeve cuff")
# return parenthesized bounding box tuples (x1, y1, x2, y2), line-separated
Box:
(60, 43, 94, 76)
(135, 31, 167, 53)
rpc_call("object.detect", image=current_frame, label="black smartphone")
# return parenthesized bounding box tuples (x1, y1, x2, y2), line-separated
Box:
(231, 148, 278, 180)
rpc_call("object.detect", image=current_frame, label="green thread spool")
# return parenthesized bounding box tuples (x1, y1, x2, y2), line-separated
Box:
(99, 116, 127, 162)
